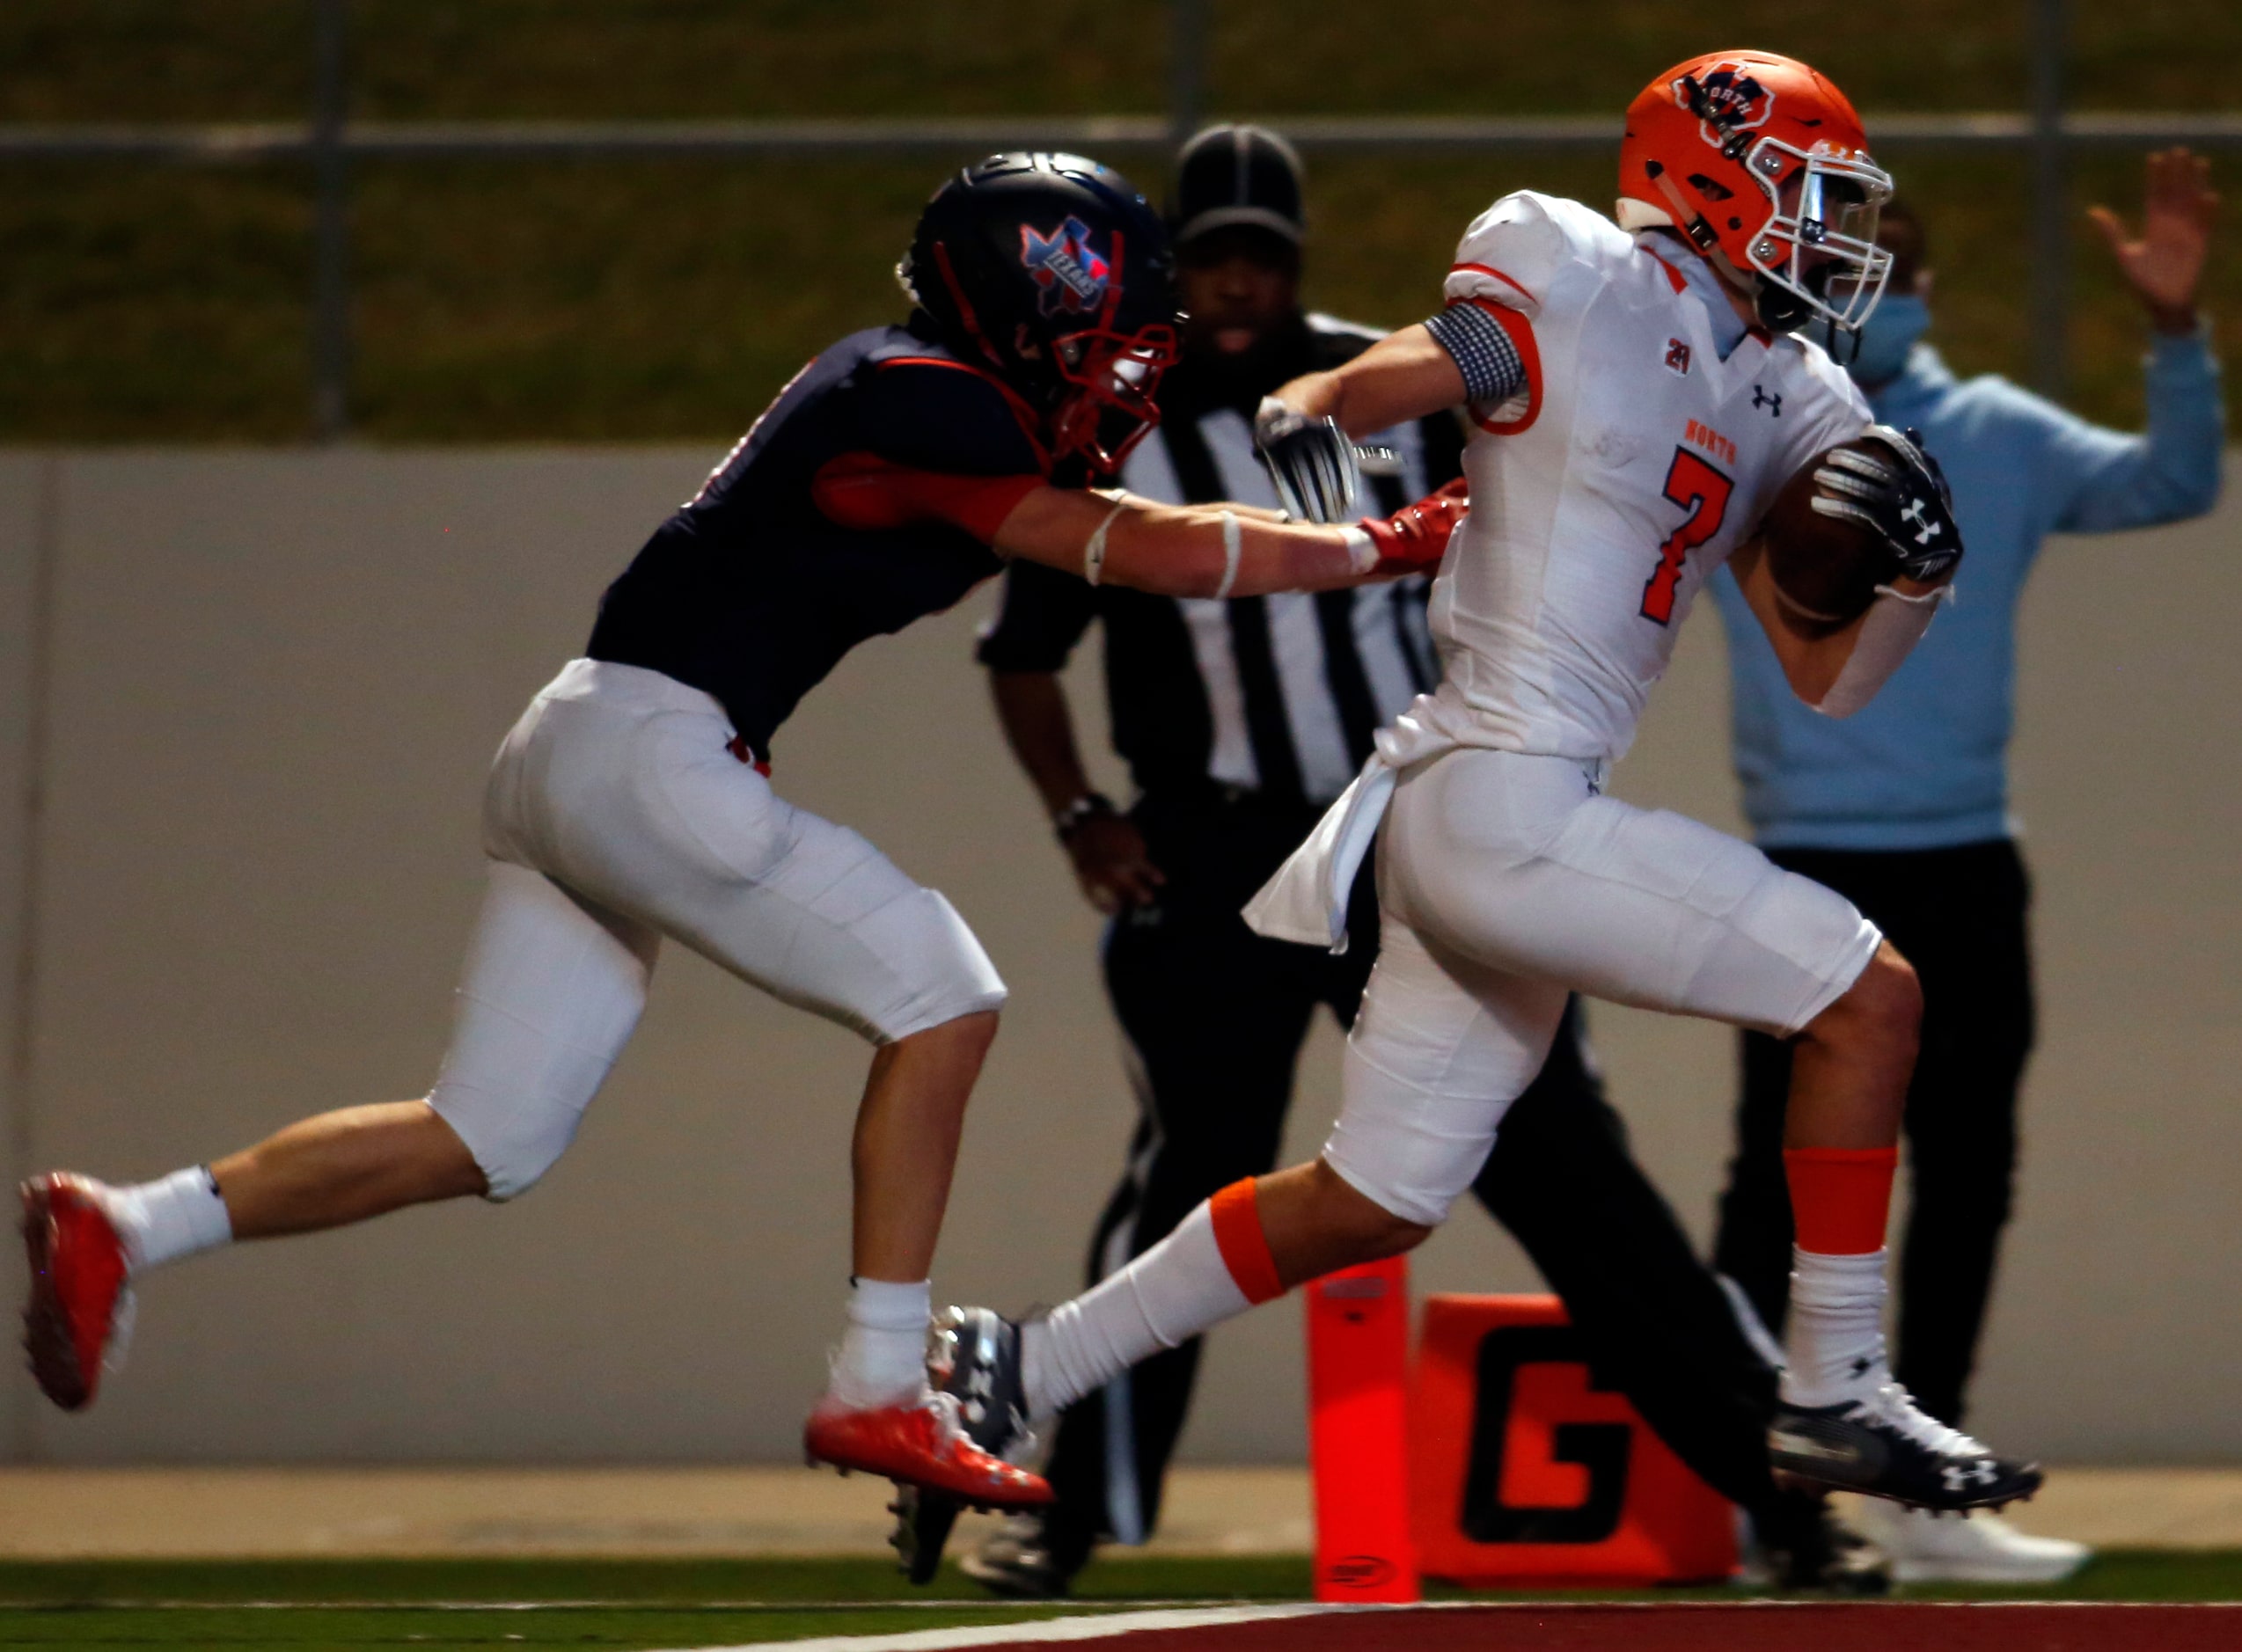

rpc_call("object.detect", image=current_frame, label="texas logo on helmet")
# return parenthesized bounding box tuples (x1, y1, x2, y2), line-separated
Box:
(1674, 62, 1775, 147)
(1019, 216, 1112, 318)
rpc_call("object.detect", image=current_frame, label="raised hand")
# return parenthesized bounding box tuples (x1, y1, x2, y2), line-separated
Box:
(2086, 148, 2218, 333)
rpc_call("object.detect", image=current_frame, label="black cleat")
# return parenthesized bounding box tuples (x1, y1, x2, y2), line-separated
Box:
(888, 1484, 963, 1585)
(960, 1509, 1096, 1598)
(890, 1307, 1037, 1585)
(941, 1307, 1035, 1452)
(1769, 1380, 2042, 1513)
(1746, 1490, 1891, 1596)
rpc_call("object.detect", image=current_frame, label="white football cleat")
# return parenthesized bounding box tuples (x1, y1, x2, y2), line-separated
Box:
(1863, 1502, 2091, 1583)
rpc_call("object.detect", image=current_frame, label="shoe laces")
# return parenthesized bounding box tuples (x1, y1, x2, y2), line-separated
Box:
(1848, 1380, 1989, 1458)
(105, 1284, 137, 1377)
(918, 1387, 973, 1455)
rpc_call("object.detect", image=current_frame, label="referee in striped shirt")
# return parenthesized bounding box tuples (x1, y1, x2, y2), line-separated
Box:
(971, 126, 1879, 1597)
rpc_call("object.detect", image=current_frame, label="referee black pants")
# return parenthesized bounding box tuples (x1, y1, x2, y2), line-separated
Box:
(1037, 792, 1785, 1554)
(1711, 838, 2034, 1429)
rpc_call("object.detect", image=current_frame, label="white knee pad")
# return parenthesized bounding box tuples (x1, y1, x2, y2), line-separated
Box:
(1323, 921, 1567, 1227)
(1323, 1042, 1501, 1228)
(853, 888, 1009, 1044)
(429, 861, 656, 1202)
(430, 1059, 602, 1203)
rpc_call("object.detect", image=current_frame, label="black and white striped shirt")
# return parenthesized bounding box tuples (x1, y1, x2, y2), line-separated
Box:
(977, 311, 1463, 808)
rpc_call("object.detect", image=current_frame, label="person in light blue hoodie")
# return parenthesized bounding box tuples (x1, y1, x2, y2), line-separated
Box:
(1710, 149, 2224, 1583)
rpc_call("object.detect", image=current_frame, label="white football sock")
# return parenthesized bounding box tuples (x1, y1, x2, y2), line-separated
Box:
(107, 1167, 233, 1275)
(826, 1277, 932, 1410)
(1022, 1201, 1253, 1418)
(1782, 1246, 1889, 1407)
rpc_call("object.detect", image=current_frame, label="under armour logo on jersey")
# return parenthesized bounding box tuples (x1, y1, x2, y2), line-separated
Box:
(1751, 384, 1783, 417)
(1019, 216, 1111, 318)
(1901, 495, 1944, 545)
(1665, 338, 1692, 376)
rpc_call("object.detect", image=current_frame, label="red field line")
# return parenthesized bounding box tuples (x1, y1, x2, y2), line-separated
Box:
(924, 1602, 2242, 1652)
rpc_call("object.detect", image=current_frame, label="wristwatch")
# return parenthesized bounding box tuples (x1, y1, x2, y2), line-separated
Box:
(1052, 792, 1117, 840)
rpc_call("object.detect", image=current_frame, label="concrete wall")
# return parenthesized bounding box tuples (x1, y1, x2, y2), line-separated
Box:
(0, 448, 2233, 1466)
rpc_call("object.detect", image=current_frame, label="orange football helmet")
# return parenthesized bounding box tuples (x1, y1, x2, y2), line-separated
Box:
(1618, 50, 1894, 337)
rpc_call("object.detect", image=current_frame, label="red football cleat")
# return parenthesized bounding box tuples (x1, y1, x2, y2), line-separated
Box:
(804, 1393, 1052, 1512)
(20, 1173, 133, 1412)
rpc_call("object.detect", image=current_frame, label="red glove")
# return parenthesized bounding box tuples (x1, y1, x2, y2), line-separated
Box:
(1357, 478, 1469, 575)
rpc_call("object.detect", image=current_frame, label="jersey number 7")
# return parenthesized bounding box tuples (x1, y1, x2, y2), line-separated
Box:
(1640, 446, 1733, 626)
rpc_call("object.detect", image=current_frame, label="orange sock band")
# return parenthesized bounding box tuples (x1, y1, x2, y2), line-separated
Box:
(1208, 1178, 1285, 1305)
(1784, 1145, 1899, 1254)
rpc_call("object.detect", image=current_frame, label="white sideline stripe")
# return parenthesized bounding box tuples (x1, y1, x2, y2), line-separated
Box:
(651, 1602, 1345, 1652)
(653, 1599, 2242, 1650)
(34, 1600, 1241, 1612)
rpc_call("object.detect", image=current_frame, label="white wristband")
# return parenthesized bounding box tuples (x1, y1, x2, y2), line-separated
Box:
(1213, 510, 1242, 599)
(1812, 581, 1953, 718)
(1340, 525, 1379, 575)
(1082, 494, 1129, 586)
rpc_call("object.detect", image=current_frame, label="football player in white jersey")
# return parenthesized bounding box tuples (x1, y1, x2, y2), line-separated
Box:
(932, 52, 2041, 1515)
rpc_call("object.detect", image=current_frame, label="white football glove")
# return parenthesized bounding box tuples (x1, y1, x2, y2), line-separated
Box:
(1254, 398, 1361, 523)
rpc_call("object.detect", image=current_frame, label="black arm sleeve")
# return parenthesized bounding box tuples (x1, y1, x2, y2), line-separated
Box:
(976, 559, 1099, 672)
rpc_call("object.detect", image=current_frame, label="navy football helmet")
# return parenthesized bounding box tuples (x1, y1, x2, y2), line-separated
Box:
(902, 152, 1179, 473)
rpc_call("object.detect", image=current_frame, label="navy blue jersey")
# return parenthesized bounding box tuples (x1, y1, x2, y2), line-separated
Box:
(587, 324, 1049, 760)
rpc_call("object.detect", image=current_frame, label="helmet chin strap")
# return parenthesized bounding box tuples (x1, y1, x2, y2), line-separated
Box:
(1645, 167, 1826, 337)
(930, 239, 1013, 378)
(1646, 171, 1777, 337)
(1645, 172, 1722, 257)
(1648, 171, 1754, 294)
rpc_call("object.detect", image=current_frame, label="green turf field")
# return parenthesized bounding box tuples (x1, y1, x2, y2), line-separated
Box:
(0, 1553, 2235, 1649)
(3, 1, 2236, 442)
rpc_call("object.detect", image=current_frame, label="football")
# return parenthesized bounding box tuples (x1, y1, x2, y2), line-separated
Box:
(1759, 440, 1894, 625)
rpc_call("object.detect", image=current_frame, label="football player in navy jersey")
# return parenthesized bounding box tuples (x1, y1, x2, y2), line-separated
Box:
(18, 153, 1465, 1509)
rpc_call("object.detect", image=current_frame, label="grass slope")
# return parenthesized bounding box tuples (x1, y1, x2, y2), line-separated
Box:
(3, 3, 2236, 442)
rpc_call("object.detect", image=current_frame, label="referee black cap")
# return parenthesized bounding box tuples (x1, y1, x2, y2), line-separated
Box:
(1170, 124, 1305, 249)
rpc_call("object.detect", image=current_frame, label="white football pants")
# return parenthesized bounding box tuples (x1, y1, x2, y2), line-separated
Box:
(1326, 747, 1879, 1227)
(429, 659, 1007, 1199)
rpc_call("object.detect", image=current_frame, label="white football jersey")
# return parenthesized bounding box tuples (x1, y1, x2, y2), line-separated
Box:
(1425, 190, 1872, 763)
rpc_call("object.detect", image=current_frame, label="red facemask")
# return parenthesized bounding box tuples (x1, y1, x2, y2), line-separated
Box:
(1047, 320, 1180, 474)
